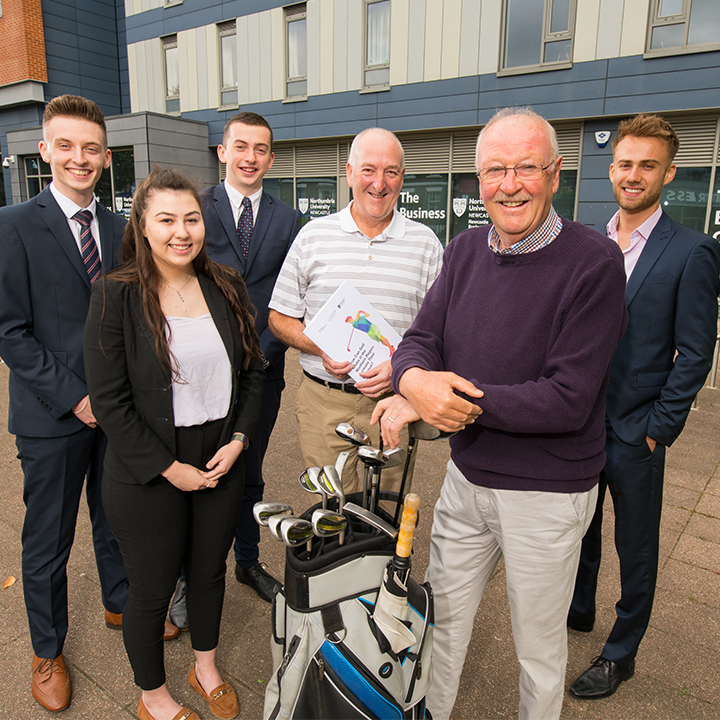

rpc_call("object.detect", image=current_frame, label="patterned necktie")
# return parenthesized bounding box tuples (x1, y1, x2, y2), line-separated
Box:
(73, 209, 102, 283)
(237, 196, 253, 259)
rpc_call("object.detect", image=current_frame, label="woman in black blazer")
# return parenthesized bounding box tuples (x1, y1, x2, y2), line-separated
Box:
(84, 168, 264, 720)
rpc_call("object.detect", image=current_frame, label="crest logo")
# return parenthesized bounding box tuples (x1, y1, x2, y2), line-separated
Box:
(453, 198, 468, 217)
(595, 131, 611, 148)
(115, 197, 123, 213)
(298, 198, 309, 214)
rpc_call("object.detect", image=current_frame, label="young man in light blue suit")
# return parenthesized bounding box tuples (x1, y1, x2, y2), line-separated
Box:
(198, 113, 300, 603)
(569, 114, 720, 700)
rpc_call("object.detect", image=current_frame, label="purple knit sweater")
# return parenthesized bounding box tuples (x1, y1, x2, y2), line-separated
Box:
(392, 220, 628, 493)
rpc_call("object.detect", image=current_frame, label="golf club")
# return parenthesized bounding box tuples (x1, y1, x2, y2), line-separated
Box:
(268, 512, 294, 540)
(358, 445, 385, 510)
(318, 464, 345, 513)
(298, 466, 328, 509)
(371, 446, 406, 515)
(311, 508, 347, 545)
(335, 422, 372, 447)
(334, 450, 350, 478)
(279, 517, 314, 551)
(253, 502, 293, 527)
(343, 502, 398, 539)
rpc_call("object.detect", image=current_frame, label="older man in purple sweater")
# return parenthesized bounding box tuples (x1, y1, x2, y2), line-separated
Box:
(373, 107, 628, 720)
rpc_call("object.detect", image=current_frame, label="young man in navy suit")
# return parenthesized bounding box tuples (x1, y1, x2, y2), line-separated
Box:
(188, 112, 300, 604)
(0, 95, 141, 712)
(569, 114, 720, 699)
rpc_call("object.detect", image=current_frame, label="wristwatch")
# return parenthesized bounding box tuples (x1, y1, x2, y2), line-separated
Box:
(231, 432, 250, 450)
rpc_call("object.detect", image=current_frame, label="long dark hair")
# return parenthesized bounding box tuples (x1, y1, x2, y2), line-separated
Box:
(109, 167, 260, 376)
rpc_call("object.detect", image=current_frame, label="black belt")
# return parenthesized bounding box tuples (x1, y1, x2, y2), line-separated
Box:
(303, 370, 362, 394)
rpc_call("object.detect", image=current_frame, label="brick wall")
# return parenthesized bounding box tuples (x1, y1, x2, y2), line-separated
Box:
(0, 0, 48, 85)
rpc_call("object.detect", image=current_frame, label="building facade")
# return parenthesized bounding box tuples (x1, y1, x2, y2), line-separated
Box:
(1, 0, 719, 244)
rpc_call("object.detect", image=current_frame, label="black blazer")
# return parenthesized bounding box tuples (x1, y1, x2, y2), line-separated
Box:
(83, 273, 265, 485)
(201, 185, 301, 381)
(605, 211, 720, 446)
(0, 187, 125, 438)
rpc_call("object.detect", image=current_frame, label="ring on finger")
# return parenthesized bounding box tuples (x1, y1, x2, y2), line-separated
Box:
(388, 417, 395, 424)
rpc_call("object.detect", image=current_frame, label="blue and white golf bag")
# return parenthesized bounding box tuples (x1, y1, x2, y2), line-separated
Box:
(263, 498, 434, 720)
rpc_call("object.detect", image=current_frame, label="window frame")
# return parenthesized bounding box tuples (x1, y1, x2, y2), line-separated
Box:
(162, 35, 180, 115)
(284, 3, 308, 102)
(361, 0, 391, 93)
(218, 21, 238, 109)
(645, 0, 720, 58)
(498, 0, 576, 77)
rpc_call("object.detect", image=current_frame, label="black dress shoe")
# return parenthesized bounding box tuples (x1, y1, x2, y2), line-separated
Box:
(569, 656, 635, 699)
(567, 613, 594, 633)
(235, 561, 281, 603)
(169, 579, 189, 631)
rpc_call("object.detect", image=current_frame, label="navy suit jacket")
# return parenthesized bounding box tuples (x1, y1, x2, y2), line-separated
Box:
(0, 187, 126, 438)
(605, 211, 720, 447)
(201, 185, 301, 382)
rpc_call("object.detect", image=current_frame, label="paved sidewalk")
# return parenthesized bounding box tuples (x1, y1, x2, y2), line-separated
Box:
(0, 351, 718, 719)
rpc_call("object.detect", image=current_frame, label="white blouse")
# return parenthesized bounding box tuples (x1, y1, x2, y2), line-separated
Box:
(166, 313, 232, 427)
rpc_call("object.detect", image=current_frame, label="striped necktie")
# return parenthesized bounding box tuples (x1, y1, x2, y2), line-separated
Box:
(73, 209, 102, 284)
(237, 196, 253, 259)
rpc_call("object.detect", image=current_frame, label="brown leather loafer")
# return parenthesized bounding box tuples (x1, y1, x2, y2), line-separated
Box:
(104, 610, 180, 641)
(188, 663, 239, 719)
(32, 653, 71, 712)
(137, 697, 200, 720)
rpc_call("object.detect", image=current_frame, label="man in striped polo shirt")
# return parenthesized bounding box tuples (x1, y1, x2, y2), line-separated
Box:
(268, 127, 443, 501)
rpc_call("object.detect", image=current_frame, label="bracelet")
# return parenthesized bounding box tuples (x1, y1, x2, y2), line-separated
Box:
(231, 432, 250, 450)
(73, 397, 90, 415)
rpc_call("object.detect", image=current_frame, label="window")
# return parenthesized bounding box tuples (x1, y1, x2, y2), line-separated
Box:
(285, 4, 307, 100)
(363, 0, 390, 90)
(219, 22, 238, 107)
(94, 149, 136, 218)
(501, 0, 575, 73)
(162, 35, 180, 114)
(24, 156, 52, 198)
(647, 0, 719, 56)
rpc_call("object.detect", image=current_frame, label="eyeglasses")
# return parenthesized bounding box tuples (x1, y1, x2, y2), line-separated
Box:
(477, 161, 556, 183)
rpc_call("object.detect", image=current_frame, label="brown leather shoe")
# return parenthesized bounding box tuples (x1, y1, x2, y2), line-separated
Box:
(32, 653, 71, 712)
(188, 663, 239, 719)
(137, 697, 200, 720)
(104, 610, 180, 641)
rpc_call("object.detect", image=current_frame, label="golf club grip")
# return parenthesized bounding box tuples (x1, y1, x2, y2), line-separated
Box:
(395, 493, 420, 558)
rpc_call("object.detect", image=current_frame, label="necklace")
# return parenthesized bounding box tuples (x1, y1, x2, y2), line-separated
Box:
(164, 275, 194, 303)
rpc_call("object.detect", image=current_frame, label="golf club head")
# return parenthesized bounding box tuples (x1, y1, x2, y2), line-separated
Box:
(298, 467, 321, 494)
(343, 502, 398, 539)
(382, 446, 406, 469)
(358, 445, 386, 467)
(268, 513, 294, 539)
(253, 502, 293, 527)
(279, 517, 315, 548)
(335, 422, 372, 447)
(334, 450, 351, 477)
(408, 419, 459, 441)
(319, 465, 345, 510)
(311, 509, 347, 538)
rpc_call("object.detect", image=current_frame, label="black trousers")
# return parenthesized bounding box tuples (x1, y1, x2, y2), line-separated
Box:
(103, 419, 245, 690)
(233, 375, 284, 566)
(571, 424, 666, 665)
(17, 427, 128, 659)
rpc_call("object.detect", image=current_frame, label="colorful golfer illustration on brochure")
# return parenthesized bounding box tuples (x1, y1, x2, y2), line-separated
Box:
(303, 281, 401, 383)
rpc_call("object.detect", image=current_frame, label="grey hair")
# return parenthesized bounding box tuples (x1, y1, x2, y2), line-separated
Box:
(475, 106, 560, 168)
(348, 127, 405, 170)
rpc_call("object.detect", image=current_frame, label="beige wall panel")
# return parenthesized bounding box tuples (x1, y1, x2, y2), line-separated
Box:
(320, 0, 335, 94)
(180, 29, 199, 113)
(440, 0, 462, 79)
(258, 11, 274, 103)
(237, 16, 251, 105)
(245, 13, 262, 103)
(424, 0, 443, 81)
(128, 43, 140, 112)
(620, 0, 649, 57)
(574, 0, 600, 62)
(407, 0, 426, 85)
(307, 0, 322, 96)
(389, 0, 409, 86)
(334, 0, 349, 93)
(596, 0, 624, 59)
(346, 0, 362, 91)
(270, 7, 285, 101)
(205, 24, 220, 111)
(477, 0, 501, 75)
(195, 26, 208, 111)
(458, 0, 482, 77)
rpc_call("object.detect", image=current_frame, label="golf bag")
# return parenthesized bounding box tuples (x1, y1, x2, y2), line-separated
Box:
(264, 494, 434, 720)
